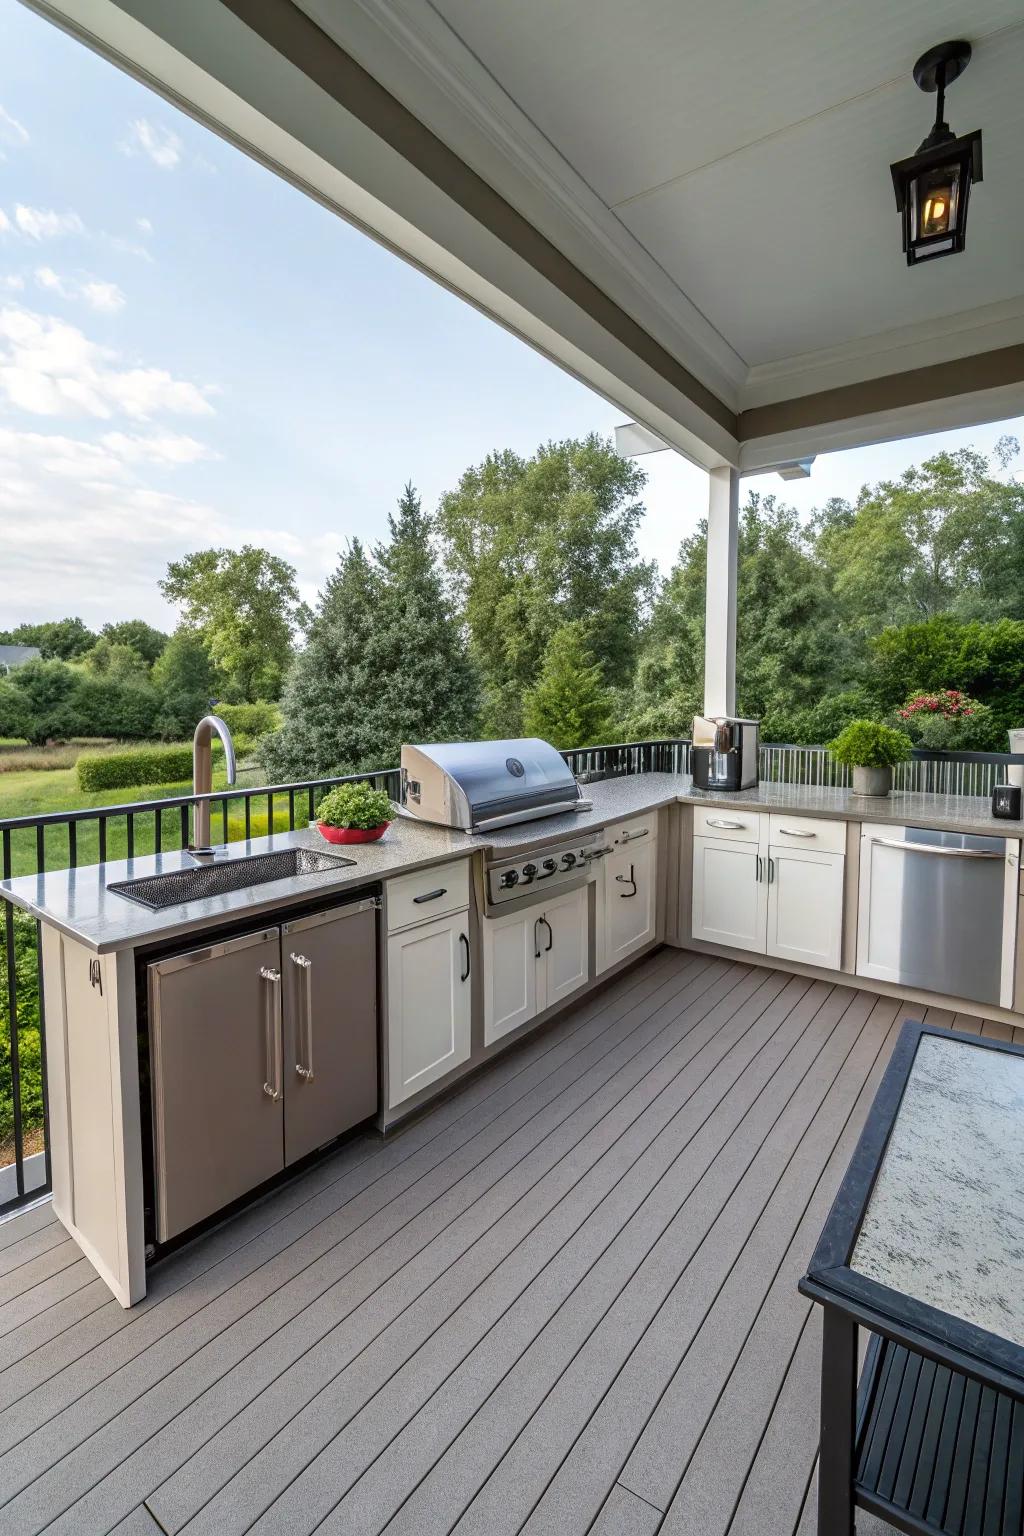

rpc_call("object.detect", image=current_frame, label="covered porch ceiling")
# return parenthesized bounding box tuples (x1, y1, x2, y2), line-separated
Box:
(25, 0, 1024, 474)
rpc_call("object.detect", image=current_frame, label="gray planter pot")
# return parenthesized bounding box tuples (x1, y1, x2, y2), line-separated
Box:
(852, 764, 892, 797)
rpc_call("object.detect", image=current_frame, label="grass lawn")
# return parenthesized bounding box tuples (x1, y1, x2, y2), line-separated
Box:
(0, 759, 290, 878)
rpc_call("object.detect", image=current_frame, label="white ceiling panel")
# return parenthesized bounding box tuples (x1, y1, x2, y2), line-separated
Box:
(615, 25, 1024, 363)
(430, 0, 1021, 207)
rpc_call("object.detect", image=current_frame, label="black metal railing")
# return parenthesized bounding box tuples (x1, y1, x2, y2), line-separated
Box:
(2, 735, 1021, 1216)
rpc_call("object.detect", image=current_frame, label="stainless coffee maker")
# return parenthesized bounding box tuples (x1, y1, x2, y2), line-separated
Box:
(691, 716, 759, 791)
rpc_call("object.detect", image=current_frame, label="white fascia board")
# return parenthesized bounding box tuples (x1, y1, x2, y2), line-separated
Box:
(26, 0, 738, 472)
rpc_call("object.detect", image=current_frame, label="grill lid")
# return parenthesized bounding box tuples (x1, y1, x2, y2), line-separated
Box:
(401, 738, 582, 829)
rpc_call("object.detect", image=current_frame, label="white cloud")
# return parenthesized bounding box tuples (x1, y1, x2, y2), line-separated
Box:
(0, 106, 29, 152)
(136, 217, 153, 235)
(99, 430, 217, 465)
(0, 305, 215, 420)
(0, 209, 10, 233)
(1, 274, 25, 291)
(81, 280, 126, 313)
(34, 268, 125, 312)
(120, 118, 182, 170)
(13, 205, 85, 241)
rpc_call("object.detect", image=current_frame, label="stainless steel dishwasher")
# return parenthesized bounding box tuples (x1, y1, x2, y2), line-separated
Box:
(857, 824, 1014, 1007)
(148, 895, 378, 1243)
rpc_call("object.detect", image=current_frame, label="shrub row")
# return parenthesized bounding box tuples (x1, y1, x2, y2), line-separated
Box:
(77, 742, 220, 792)
(216, 701, 281, 738)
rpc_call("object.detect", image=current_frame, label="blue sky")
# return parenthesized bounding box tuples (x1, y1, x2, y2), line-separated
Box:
(0, 1, 1020, 631)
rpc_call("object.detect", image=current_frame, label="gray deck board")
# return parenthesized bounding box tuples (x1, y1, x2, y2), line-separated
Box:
(0, 951, 931, 1536)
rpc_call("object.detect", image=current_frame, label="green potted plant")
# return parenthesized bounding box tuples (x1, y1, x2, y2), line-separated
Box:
(827, 720, 913, 797)
(315, 781, 394, 844)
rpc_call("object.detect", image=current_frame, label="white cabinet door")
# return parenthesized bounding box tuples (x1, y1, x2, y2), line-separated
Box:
(483, 904, 540, 1045)
(691, 836, 767, 953)
(600, 840, 657, 973)
(387, 910, 471, 1107)
(766, 847, 844, 970)
(541, 885, 589, 1010)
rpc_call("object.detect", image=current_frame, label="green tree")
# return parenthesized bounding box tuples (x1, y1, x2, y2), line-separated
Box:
(261, 540, 384, 780)
(100, 620, 168, 667)
(152, 631, 220, 740)
(870, 615, 1024, 739)
(625, 493, 842, 737)
(0, 617, 96, 660)
(438, 435, 654, 734)
(160, 546, 308, 702)
(264, 487, 478, 779)
(0, 679, 32, 741)
(812, 439, 1024, 642)
(524, 622, 612, 748)
(82, 638, 149, 683)
(7, 659, 84, 744)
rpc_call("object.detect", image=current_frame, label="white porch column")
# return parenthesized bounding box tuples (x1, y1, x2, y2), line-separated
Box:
(703, 464, 740, 716)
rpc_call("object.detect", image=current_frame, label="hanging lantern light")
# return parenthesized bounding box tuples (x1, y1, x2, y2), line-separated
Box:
(890, 40, 983, 266)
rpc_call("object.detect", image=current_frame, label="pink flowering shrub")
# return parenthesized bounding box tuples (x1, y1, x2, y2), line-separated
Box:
(896, 690, 996, 750)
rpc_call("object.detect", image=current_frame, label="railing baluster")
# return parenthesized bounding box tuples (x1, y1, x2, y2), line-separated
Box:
(221, 798, 228, 842)
(245, 795, 251, 841)
(180, 803, 189, 850)
(288, 790, 296, 831)
(2, 829, 24, 1204)
(127, 813, 135, 860)
(155, 808, 163, 855)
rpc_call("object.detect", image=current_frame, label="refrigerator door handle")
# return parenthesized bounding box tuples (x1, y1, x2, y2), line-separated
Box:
(290, 952, 314, 1081)
(260, 966, 283, 1100)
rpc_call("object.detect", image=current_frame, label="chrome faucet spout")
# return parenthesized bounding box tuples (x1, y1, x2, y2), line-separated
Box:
(191, 714, 237, 856)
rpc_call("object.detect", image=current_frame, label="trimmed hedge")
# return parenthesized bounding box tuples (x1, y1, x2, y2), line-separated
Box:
(217, 701, 281, 739)
(77, 741, 220, 792)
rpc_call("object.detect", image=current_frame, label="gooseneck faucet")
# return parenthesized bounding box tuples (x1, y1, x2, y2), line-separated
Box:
(191, 714, 237, 857)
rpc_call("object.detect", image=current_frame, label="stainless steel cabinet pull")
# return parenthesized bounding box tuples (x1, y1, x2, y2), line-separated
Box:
(459, 932, 470, 982)
(413, 887, 447, 904)
(620, 827, 650, 843)
(260, 966, 282, 1100)
(870, 837, 1002, 860)
(778, 827, 815, 838)
(290, 952, 314, 1081)
(615, 865, 638, 898)
(707, 818, 745, 830)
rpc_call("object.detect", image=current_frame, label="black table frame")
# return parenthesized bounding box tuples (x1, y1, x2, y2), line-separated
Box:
(799, 1021, 1024, 1536)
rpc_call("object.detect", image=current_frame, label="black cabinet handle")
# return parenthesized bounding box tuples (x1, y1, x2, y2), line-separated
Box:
(615, 864, 637, 898)
(413, 887, 447, 904)
(459, 932, 470, 982)
(542, 916, 553, 952)
(534, 917, 542, 960)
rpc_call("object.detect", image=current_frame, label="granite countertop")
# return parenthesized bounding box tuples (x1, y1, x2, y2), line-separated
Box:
(0, 821, 478, 954)
(851, 1033, 1024, 1346)
(2, 771, 1019, 952)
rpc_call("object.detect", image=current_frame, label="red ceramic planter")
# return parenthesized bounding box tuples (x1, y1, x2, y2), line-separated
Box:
(317, 821, 390, 845)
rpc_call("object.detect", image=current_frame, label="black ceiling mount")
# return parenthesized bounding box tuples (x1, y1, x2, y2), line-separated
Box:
(912, 39, 972, 95)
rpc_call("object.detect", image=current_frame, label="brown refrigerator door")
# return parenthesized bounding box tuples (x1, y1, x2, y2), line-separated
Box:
(149, 927, 284, 1243)
(282, 898, 379, 1166)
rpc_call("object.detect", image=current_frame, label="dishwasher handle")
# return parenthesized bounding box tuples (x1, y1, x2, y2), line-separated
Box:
(260, 966, 283, 1100)
(870, 837, 1003, 860)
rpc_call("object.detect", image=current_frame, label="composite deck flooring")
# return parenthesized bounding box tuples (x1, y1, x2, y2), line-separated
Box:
(0, 946, 1013, 1536)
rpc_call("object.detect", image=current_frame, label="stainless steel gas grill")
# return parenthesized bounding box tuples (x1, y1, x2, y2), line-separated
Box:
(400, 738, 590, 833)
(485, 830, 603, 911)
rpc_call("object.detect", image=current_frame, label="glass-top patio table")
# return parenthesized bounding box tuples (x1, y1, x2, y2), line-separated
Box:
(800, 1021, 1024, 1536)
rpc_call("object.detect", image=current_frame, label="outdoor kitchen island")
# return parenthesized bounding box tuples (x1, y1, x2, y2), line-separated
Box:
(1, 770, 1022, 1309)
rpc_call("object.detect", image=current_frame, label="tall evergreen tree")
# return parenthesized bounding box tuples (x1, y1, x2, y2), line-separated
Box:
(263, 487, 478, 780)
(524, 622, 611, 749)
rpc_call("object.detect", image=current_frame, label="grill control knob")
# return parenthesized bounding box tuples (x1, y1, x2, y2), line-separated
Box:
(541, 858, 557, 875)
(521, 862, 538, 883)
(499, 870, 519, 889)
(561, 852, 577, 868)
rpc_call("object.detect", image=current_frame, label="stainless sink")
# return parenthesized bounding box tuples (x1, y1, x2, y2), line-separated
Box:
(107, 848, 357, 911)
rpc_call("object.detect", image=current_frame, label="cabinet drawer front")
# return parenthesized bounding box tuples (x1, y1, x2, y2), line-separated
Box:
(768, 812, 845, 855)
(386, 858, 471, 932)
(608, 812, 659, 847)
(693, 806, 761, 843)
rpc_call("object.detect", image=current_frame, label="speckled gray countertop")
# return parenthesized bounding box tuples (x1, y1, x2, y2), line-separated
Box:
(0, 821, 478, 953)
(851, 1034, 1024, 1346)
(2, 771, 1019, 952)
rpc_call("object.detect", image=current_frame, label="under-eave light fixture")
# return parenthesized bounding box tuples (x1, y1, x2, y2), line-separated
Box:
(890, 39, 983, 266)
